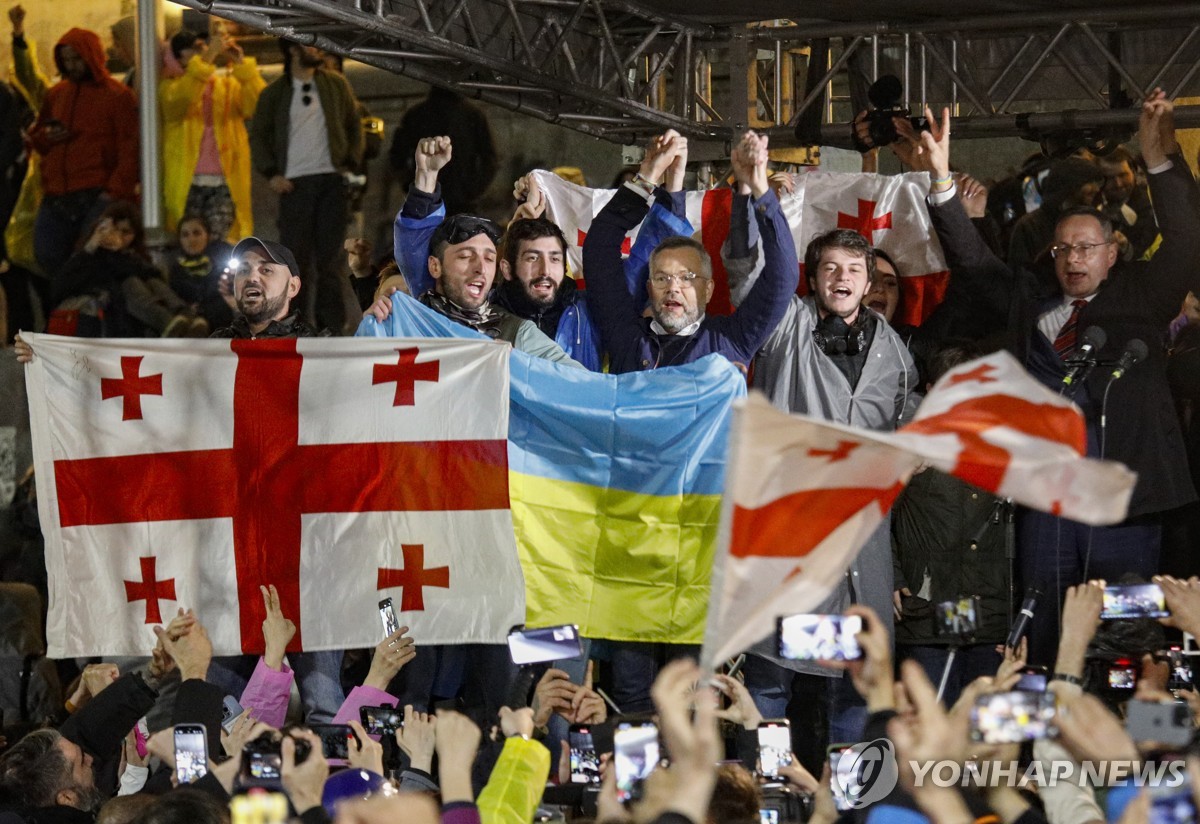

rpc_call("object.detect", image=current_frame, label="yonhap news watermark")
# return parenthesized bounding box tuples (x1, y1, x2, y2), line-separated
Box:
(833, 740, 1188, 809)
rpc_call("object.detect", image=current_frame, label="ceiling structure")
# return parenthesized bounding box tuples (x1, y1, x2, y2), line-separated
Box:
(178, 0, 1200, 156)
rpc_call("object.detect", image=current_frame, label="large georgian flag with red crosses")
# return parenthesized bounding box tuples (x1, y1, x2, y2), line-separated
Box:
(24, 334, 525, 658)
(533, 168, 949, 326)
(701, 352, 1138, 667)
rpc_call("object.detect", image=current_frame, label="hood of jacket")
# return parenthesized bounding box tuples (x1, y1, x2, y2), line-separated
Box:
(54, 28, 111, 85)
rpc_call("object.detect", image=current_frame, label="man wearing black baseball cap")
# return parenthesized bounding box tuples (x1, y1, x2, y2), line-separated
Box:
(212, 236, 328, 338)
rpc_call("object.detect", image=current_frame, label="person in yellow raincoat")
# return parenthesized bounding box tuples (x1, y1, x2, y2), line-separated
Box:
(160, 28, 264, 244)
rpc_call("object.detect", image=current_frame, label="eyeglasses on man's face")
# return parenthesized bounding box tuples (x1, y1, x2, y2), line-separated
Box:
(649, 270, 704, 288)
(1049, 241, 1112, 259)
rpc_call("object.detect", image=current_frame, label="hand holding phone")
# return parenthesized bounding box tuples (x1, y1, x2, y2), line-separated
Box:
(777, 614, 863, 661)
(756, 720, 792, 779)
(569, 724, 601, 785)
(174, 724, 208, 784)
(614, 720, 659, 803)
(970, 690, 1057, 744)
(359, 704, 402, 736)
(1102, 583, 1168, 619)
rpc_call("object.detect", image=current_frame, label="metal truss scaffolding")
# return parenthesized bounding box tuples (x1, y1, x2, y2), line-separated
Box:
(177, 0, 1200, 150)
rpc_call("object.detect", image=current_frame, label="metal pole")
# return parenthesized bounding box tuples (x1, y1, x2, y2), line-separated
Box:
(137, 0, 162, 238)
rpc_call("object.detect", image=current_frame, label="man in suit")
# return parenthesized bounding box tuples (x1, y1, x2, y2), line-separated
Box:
(912, 89, 1200, 665)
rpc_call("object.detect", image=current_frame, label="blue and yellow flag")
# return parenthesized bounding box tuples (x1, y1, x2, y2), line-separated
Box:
(357, 294, 745, 643)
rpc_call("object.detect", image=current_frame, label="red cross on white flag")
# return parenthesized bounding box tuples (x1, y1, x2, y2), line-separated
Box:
(701, 352, 1137, 668)
(25, 335, 525, 657)
(533, 168, 949, 327)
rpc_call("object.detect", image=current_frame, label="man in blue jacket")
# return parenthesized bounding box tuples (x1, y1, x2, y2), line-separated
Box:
(582, 129, 798, 376)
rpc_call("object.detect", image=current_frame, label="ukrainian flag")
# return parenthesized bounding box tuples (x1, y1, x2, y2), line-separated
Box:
(357, 294, 744, 643)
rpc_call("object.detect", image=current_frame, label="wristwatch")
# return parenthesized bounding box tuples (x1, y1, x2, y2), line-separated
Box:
(1050, 672, 1082, 686)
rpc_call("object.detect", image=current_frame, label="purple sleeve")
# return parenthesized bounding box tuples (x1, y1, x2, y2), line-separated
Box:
(239, 658, 294, 729)
(441, 802, 481, 824)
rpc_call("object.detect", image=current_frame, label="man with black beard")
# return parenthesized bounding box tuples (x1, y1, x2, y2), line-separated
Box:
(211, 237, 325, 338)
(493, 217, 603, 370)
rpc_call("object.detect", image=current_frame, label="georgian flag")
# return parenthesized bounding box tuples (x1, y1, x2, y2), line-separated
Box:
(702, 352, 1137, 667)
(25, 334, 525, 657)
(533, 168, 949, 325)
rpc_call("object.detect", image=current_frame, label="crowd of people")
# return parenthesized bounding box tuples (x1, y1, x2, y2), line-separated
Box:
(3, 4, 1200, 824)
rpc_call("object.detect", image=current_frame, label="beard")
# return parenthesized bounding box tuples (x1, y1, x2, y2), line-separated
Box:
(521, 276, 559, 309)
(238, 290, 290, 325)
(652, 302, 702, 334)
(70, 782, 105, 813)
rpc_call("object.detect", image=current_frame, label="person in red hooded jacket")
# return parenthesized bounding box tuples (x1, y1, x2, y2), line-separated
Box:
(23, 25, 139, 280)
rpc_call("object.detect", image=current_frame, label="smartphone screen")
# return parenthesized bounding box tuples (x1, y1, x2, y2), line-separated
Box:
(1101, 584, 1168, 619)
(309, 724, 355, 760)
(359, 704, 402, 736)
(614, 721, 659, 803)
(828, 744, 854, 812)
(569, 725, 601, 785)
(759, 811, 780, 824)
(935, 596, 980, 637)
(379, 598, 398, 638)
(777, 614, 863, 661)
(174, 724, 208, 784)
(756, 721, 792, 778)
(507, 624, 582, 666)
(971, 690, 1057, 743)
(1015, 671, 1048, 692)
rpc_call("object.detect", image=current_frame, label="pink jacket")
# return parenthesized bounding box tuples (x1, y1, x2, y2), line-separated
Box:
(240, 658, 397, 736)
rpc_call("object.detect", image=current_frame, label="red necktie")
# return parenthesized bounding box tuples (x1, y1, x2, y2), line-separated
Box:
(1053, 299, 1089, 359)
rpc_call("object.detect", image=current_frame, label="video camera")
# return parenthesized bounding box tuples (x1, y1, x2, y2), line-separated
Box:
(852, 75, 930, 152)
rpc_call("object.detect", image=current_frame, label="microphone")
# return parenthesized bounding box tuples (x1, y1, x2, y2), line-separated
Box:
(1110, 338, 1149, 381)
(1062, 326, 1107, 386)
(1006, 588, 1041, 650)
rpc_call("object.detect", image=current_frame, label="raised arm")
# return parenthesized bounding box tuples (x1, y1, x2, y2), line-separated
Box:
(911, 108, 1017, 322)
(720, 131, 800, 357)
(1135, 89, 1200, 321)
(393, 135, 452, 297)
(582, 130, 682, 362)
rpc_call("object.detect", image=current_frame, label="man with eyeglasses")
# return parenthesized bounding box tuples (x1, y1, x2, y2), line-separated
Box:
(365, 135, 580, 365)
(249, 39, 363, 333)
(917, 89, 1200, 666)
(582, 129, 798, 376)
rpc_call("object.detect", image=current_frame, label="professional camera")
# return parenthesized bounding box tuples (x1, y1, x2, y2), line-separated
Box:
(852, 75, 930, 151)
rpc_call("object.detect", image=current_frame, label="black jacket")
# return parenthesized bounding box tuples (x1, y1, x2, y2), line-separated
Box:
(928, 156, 1200, 518)
(210, 313, 327, 339)
(892, 469, 1011, 645)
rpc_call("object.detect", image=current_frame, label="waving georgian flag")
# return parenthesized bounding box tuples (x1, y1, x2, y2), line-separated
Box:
(533, 168, 949, 326)
(25, 334, 525, 657)
(701, 352, 1137, 667)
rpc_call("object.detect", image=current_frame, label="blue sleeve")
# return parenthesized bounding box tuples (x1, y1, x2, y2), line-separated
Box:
(393, 187, 445, 298)
(623, 188, 693, 306)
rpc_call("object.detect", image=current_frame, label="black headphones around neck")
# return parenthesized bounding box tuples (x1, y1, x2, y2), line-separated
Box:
(812, 313, 867, 356)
